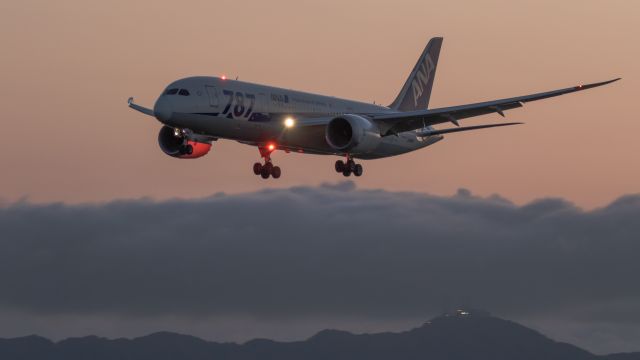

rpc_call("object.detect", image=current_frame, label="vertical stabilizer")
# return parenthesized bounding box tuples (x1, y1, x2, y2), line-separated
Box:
(389, 37, 443, 111)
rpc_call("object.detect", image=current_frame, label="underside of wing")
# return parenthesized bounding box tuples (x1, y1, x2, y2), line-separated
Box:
(293, 116, 334, 127)
(272, 116, 337, 155)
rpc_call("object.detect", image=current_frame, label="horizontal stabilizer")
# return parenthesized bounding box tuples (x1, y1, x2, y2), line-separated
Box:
(416, 122, 522, 137)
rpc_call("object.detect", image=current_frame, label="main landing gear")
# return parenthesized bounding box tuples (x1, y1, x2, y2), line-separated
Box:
(335, 156, 363, 177)
(253, 145, 281, 179)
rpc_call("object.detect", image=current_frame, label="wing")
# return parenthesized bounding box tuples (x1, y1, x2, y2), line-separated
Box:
(372, 78, 620, 136)
(128, 97, 155, 117)
(274, 116, 337, 154)
(416, 122, 523, 137)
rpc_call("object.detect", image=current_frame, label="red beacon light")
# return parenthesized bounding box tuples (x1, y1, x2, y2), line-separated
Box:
(258, 142, 277, 158)
(221, 75, 227, 80)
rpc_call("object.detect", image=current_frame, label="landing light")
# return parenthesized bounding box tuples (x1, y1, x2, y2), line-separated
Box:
(284, 117, 295, 128)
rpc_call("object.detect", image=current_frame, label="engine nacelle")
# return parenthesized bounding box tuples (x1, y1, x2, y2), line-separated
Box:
(325, 114, 381, 154)
(158, 126, 211, 159)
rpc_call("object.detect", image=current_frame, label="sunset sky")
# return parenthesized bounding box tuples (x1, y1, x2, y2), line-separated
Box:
(0, 0, 639, 355)
(0, 0, 637, 208)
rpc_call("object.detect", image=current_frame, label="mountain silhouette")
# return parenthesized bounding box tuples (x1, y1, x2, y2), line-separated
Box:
(1, 311, 638, 360)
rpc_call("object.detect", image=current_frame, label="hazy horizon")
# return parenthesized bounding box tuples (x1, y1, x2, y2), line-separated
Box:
(1, 183, 639, 354)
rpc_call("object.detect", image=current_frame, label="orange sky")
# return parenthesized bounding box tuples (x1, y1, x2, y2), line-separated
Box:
(0, 0, 637, 208)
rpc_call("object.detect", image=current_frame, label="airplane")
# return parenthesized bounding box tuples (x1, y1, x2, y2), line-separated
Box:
(128, 37, 619, 179)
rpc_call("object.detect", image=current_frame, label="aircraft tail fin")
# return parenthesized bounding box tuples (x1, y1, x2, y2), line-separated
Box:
(389, 37, 443, 112)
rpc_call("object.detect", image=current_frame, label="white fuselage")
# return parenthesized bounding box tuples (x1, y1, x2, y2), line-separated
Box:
(153, 76, 442, 159)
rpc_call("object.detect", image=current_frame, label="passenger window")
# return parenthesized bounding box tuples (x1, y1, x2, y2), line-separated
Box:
(166, 88, 179, 95)
(179, 89, 190, 96)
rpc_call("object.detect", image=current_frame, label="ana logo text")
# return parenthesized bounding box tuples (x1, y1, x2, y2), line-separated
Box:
(411, 54, 435, 107)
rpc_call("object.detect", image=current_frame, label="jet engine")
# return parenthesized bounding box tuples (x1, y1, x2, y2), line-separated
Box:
(325, 114, 381, 154)
(158, 125, 212, 159)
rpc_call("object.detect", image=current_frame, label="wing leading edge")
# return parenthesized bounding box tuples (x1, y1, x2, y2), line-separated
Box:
(373, 78, 620, 136)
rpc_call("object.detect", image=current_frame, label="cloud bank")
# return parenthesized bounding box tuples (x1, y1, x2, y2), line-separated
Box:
(0, 183, 638, 350)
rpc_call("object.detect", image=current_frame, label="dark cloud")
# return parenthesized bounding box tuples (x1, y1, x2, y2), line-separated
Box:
(0, 183, 639, 326)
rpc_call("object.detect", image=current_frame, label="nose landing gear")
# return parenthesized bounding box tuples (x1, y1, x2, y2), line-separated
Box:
(179, 144, 193, 155)
(335, 156, 363, 177)
(253, 145, 281, 179)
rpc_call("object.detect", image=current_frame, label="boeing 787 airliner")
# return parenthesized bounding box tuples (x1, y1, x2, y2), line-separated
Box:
(128, 37, 618, 179)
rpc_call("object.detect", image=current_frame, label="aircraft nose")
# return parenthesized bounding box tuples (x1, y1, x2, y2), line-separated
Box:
(153, 97, 173, 123)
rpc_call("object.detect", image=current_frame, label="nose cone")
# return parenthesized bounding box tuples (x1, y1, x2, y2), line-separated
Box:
(153, 97, 173, 123)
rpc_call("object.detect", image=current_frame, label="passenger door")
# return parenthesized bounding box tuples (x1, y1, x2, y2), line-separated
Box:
(205, 85, 219, 109)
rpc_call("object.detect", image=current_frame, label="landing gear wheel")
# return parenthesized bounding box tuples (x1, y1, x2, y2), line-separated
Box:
(253, 162, 263, 175)
(272, 166, 281, 179)
(185, 144, 193, 155)
(260, 167, 271, 179)
(335, 156, 363, 177)
(255, 146, 282, 180)
(354, 164, 363, 177)
(347, 160, 356, 172)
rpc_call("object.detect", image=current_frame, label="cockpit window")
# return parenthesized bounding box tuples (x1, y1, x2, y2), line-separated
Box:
(178, 89, 190, 96)
(165, 88, 179, 95)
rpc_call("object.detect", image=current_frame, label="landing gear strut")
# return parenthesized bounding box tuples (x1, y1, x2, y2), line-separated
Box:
(253, 145, 281, 179)
(335, 156, 363, 177)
